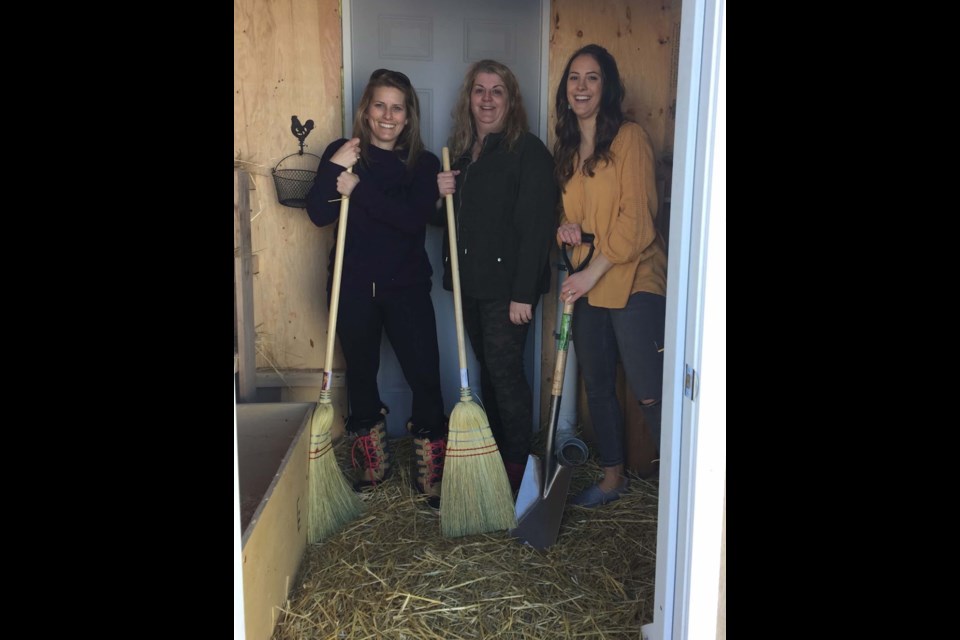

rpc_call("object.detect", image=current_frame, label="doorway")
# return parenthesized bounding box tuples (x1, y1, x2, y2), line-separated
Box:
(342, 0, 550, 436)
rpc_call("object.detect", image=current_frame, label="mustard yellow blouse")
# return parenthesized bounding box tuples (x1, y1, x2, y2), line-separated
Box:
(560, 122, 667, 309)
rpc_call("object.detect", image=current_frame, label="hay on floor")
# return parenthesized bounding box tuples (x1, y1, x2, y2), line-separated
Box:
(272, 433, 658, 640)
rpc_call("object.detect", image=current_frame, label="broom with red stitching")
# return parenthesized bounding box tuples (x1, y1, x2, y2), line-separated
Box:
(308, 166, 364, 543)
(439, 147, 517, 537)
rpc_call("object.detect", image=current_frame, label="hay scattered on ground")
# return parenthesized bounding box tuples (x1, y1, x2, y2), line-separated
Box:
(273, 434, 658, 640)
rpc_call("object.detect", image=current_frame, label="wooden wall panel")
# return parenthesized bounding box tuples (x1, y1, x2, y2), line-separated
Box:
(541, 0, 681, 463)
(234, 0, 345, 373)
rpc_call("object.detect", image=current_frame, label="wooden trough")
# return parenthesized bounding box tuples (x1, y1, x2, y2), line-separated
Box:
(237, 402, 313, 640)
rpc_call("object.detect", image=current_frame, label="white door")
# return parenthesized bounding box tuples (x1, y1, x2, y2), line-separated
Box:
(343, 0, 547, 437)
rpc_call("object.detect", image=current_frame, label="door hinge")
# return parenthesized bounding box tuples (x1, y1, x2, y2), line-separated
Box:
(684, 364, 697, 400)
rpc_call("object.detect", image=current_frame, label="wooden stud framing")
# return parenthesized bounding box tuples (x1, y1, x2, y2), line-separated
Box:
(235, 170, 257, 402)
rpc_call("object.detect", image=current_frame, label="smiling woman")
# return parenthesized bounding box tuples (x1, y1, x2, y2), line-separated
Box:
(365, 86, 408, 150)
(303, 68, 450, 510)
(469, 72, 508, 141)
(435, 59, 559, 494)
(351, 69, 422, 162)
(552, 44, 667, 506)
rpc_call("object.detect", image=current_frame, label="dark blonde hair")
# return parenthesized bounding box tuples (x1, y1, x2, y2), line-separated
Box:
(352, 68, 424, 171)
(447, 60, 528, 160)
(553, 44, 627, 188)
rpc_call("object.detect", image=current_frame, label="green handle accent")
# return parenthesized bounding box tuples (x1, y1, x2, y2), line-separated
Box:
(558, 313, 572, 352)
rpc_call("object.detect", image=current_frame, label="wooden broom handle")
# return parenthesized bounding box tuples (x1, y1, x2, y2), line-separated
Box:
(322, 166, 353, 392)
(442, 147, 470, 376)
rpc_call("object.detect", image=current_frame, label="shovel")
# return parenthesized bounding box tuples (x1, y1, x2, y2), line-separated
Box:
(510, 233, 595, 550)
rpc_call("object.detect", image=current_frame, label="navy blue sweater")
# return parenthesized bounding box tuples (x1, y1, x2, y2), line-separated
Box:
(305, 140, 441, 295)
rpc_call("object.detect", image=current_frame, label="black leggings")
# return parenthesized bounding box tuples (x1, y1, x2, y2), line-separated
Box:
(334, 284, 446, 438)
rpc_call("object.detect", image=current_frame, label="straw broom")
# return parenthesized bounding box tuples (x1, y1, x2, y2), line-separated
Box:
(439, 147, 517, 537)
(308, 167, 364, 544)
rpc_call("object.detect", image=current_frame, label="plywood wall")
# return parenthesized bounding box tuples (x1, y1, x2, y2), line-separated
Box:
(234, 0, 345, 372)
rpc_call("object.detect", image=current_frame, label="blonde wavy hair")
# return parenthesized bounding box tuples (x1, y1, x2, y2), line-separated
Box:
(447, 60, 528, 160)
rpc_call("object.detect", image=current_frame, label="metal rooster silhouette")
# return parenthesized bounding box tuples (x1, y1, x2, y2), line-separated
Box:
(290, 115, 315, 154)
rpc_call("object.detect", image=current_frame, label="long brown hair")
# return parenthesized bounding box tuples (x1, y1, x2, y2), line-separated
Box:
(553, 44, 627, 188)
(447, 60, 528, 160)
(352, 68, 424, 171)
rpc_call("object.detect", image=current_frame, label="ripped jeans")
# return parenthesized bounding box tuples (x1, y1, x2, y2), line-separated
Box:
(572, 292, 666, 467)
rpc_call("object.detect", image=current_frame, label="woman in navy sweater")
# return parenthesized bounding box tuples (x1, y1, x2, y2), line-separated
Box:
(305, 69, 447, 509)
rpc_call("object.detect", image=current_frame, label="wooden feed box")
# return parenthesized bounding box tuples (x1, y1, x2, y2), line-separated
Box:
(237, 402, 312, 640)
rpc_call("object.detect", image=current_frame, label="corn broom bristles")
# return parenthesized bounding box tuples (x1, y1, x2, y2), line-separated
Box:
(440, 392, 518, 537)
(307, 398, 364, 543)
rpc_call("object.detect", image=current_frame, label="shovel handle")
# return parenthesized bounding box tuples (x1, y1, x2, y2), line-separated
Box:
(561, 232, 595, 275)
(551, 328, 572, 395)
(558, 231, 595, 318)
(552, 233, 594, 394)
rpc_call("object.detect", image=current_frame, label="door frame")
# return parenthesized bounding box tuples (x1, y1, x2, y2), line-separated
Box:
(646, 0, 726, 638)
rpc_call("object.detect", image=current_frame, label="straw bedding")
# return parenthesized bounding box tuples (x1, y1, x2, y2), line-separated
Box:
(272, 434, 658, 640)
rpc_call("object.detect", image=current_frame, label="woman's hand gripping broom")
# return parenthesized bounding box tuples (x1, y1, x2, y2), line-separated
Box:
(439, 148, 517, 537)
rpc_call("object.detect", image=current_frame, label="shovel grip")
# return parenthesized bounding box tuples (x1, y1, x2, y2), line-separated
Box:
(551, 336, 570, 396)
(561, 232, 595, 275)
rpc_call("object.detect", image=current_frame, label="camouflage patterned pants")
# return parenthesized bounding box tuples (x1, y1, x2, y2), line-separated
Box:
(461, 295, 534, 465)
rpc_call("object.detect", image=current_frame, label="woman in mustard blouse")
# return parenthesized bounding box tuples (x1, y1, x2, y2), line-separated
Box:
(554, 44, 668, 508)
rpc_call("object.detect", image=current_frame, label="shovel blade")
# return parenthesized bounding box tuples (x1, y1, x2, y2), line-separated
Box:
(509, 454, 574, 550)
(513, 454, 543, 521)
